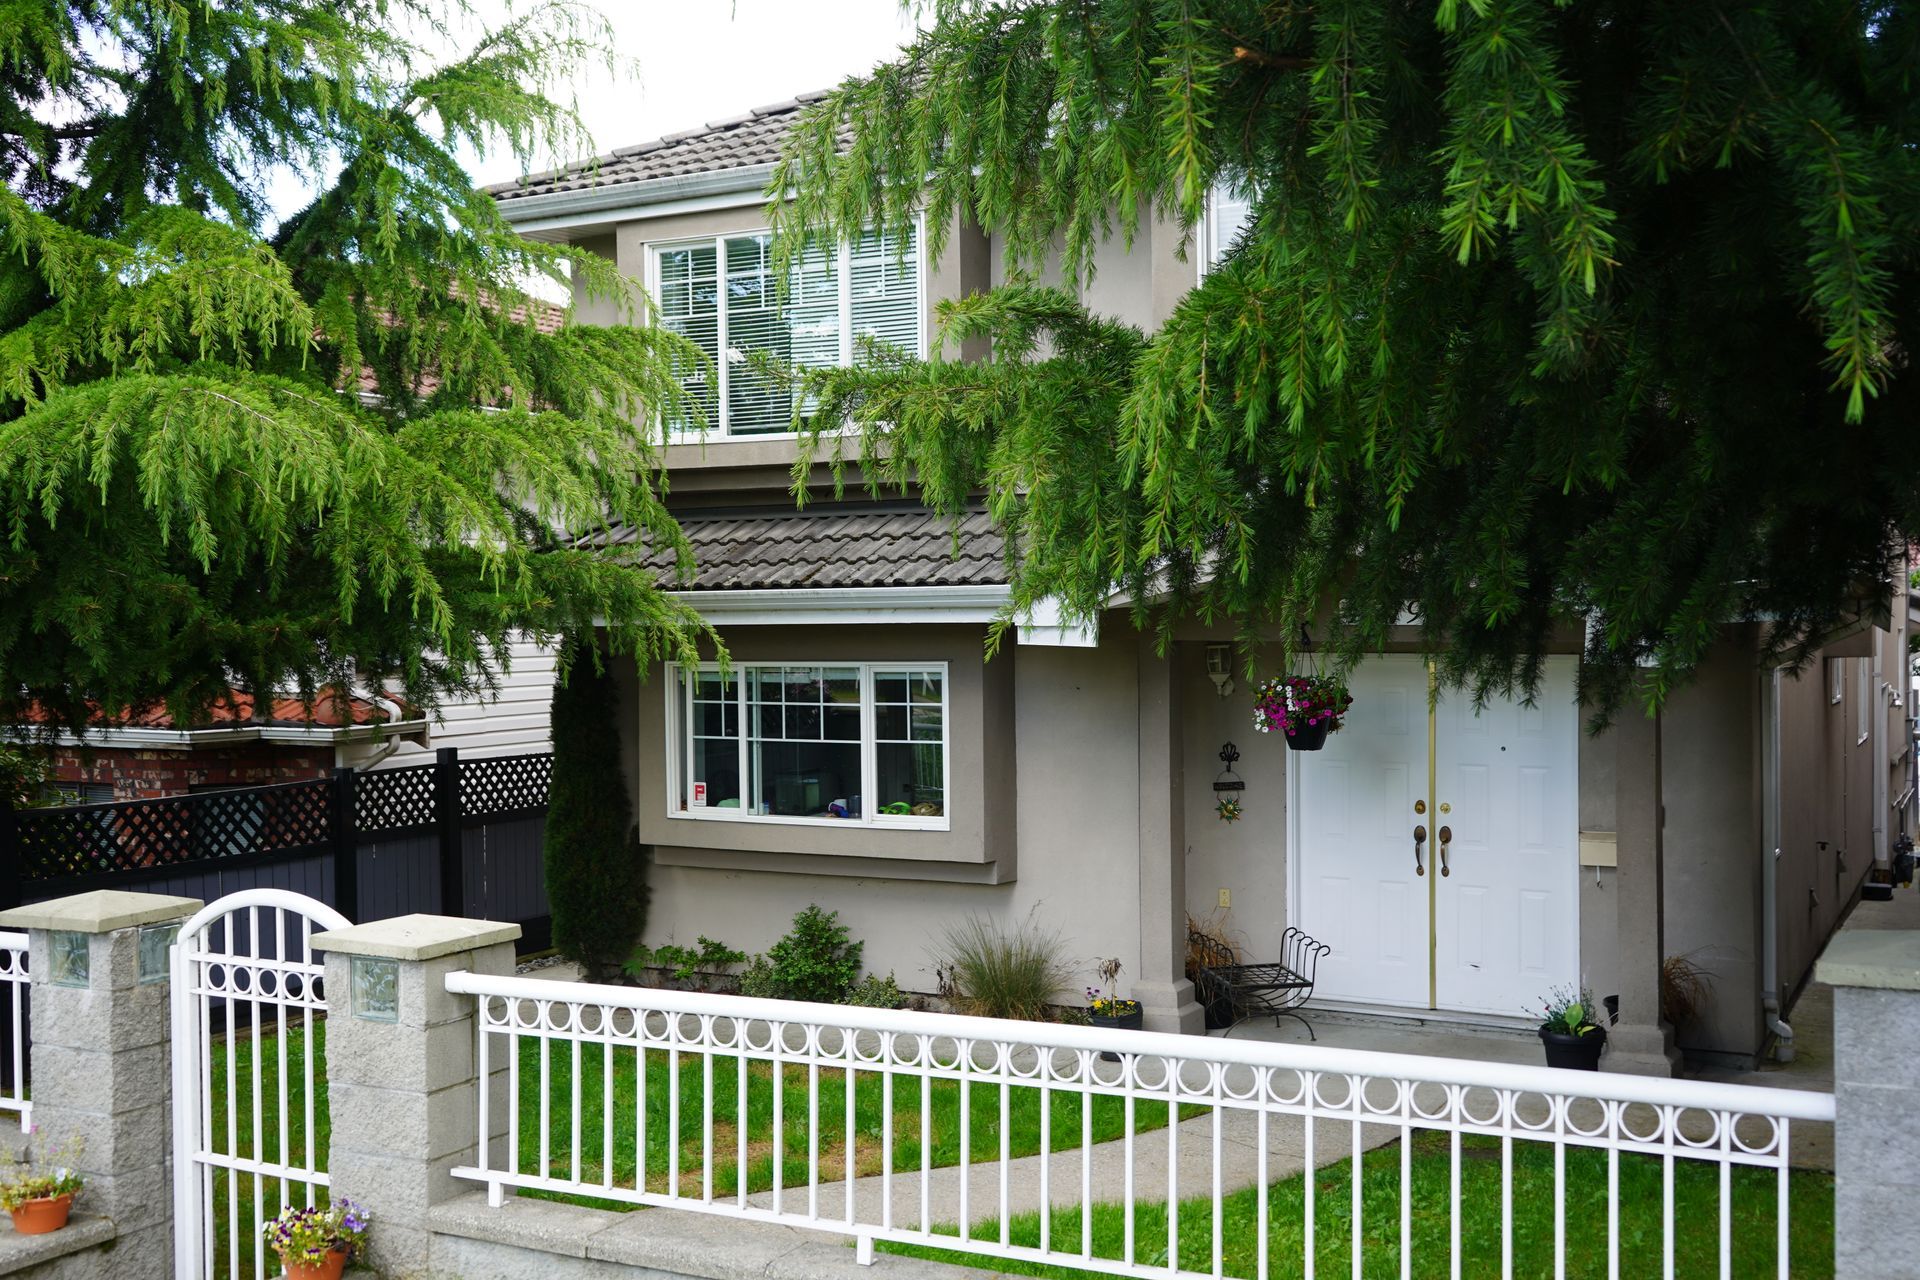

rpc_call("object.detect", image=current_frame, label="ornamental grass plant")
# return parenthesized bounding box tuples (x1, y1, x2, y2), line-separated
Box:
(934, 913, 1072, 1022)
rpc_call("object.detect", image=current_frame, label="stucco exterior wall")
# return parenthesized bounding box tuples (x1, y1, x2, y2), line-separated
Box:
(611, 635, 1141, 1001)
(1576, 725, 1621, 1014)
(1658, 639, 1765, 1058)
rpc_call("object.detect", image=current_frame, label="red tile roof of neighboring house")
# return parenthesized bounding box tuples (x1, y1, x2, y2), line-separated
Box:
(17, 689, 414, 733)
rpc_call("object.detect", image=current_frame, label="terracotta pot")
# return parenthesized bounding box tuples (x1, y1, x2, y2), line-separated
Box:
(280, 1247, 348, 1280)
(8, 1193, 73, 1235)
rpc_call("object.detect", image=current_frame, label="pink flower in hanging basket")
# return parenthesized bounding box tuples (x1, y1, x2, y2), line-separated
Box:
(1251, 674, 1353, 737)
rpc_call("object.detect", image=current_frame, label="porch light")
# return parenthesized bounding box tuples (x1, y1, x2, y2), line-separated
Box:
(1206, 642, 1234, 698)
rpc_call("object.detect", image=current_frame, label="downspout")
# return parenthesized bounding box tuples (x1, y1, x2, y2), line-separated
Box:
(1760, 667, 1794, 1062)
(343, 691, 412, 771)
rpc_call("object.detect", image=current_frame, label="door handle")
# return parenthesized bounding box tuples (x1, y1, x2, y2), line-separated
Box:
(1413, 824, 1427, 877)
(1439, 825, 1452, 877)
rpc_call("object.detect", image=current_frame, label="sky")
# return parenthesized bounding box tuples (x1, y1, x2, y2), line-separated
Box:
(461, 0, 922, 188)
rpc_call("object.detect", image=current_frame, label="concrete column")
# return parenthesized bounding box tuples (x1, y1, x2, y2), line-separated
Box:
(1818, 930, 1920, 1279)
(1605, 706, 1682, 1076)
(311, 914, 519, 1279)
(0, 889, 202, 1268)
(1136, 635, 1204, 1034)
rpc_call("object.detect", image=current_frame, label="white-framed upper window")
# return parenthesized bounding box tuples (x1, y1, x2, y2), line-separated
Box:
(649, 221, 924, 437)
(1198, 181, 1256, 279)
(668, 662, 949, 830)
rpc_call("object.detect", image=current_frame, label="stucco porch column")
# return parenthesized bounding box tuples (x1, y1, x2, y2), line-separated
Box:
(1135, 635, 1205, 1033)
(1605, 704, 1683, 1076)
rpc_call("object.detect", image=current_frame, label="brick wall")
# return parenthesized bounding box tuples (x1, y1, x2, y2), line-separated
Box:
(49, 743, 334, 800)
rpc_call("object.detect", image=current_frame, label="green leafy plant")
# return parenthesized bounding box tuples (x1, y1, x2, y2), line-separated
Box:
(1538, 985, 1604, 1037)
(261, 1197, 368, 1270)
(933, 913, 1072, 1022)
(545, 641, 649, 982)
(625, 936, 747, 989)
(740, 905, 864, 1004)
(1252, 674, 1354, 739)
(0, 1136, 83, 1209)
(846, 971, 906, 1009)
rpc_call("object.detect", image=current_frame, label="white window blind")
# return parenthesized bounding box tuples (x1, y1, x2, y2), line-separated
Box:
(1203, 183, 1256, 275)
(650, 222, 922, 436)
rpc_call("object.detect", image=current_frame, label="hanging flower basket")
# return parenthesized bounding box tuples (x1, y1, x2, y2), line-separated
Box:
(1252, 674, 1353, 751)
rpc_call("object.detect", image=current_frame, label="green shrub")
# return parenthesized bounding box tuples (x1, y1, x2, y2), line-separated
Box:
(543, 642, 648, 982)
(933, 913, 1071, 1021)
(740, 904, 865, 1004)
(624, 935, 747, 989)
(846, 971, 905, 1009)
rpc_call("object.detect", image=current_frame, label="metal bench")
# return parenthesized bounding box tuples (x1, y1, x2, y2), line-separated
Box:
(1198, 926, 1330, 1039)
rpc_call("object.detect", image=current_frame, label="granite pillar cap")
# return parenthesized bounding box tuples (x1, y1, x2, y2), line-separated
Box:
(311, 914, 521, 962)
(0, 889, 203, 934)
(1815, 930, 1920, 992)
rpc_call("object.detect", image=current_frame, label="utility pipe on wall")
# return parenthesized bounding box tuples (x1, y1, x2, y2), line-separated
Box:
(1760, 668, 1794, 1063)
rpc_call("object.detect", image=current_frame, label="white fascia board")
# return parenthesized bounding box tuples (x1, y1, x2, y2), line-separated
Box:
(494, 164, 777, 239)
(668, 584, 1012, 627)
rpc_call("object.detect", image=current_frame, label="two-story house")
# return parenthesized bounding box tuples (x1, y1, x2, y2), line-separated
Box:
(489, 91, 1918, 1073)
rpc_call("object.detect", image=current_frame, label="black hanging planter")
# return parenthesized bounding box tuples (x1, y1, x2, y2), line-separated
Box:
(1285, 720, 1331, 752)
(1538, 1024, 1607, 1071)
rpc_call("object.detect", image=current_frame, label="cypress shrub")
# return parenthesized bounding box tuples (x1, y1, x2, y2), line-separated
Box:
(543, 641, 648, 981)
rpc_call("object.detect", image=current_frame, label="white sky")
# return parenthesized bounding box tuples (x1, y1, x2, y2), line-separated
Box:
(462, 0, 922, 188)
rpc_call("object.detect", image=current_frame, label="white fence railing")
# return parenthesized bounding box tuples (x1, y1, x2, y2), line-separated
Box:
(0, 930, 28, 1131)
(445, 973, 1835, 1280)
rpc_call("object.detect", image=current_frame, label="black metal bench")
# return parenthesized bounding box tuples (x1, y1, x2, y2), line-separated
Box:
(1198, 926, 1330, 1039)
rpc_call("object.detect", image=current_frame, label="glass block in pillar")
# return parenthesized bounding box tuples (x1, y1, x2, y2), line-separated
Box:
(49, 931, 89, 988)
(351, 956, 399, 1022)
(138, 923, 179, 984)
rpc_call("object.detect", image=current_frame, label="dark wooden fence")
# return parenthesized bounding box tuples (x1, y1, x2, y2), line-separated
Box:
(0, 747, 553, 949)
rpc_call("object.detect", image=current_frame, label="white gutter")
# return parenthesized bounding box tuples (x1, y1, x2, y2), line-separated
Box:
(667, 584, 1012, 627)
(17, 721, 431, 750)
(493, 163, 776, 238)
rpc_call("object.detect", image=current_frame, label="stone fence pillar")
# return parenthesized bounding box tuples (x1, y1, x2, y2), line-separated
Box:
(310, 914, 518, 1279)
(0, 889, 202, 1272)
(1817, 929, 1920, 1280)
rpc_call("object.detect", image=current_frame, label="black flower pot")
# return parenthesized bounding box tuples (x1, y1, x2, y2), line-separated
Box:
(1539, 1024, 1607, 1071)
(1090, 1004, 1144, 1061)
(1285, 720, 1331, 751)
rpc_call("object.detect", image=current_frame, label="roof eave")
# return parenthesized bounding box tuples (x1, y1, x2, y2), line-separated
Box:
(493, 163, 777, 237)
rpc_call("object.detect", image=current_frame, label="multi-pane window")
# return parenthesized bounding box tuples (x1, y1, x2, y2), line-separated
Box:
(651, 223, 923, 436)
(670, 662, 948, 827)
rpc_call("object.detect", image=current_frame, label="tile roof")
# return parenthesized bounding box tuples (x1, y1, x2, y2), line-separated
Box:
(601, 506, 1007, 591)
(488, 92, 843, 203)
(18, 689, 417, 732)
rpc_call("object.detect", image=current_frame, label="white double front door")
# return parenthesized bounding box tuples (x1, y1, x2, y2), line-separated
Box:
(1291, 655, 1579, 1016)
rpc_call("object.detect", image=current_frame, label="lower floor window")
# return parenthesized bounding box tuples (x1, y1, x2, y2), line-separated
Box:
(672, 662, 948, 827)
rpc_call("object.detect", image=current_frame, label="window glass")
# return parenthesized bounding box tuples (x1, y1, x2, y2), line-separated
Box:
(656, 243, 719, 429)
(875, 669, 944, 819)
(747, 666, 862, 817)
(687, 670, 740, 810)
(1204, 182, 1256, 273)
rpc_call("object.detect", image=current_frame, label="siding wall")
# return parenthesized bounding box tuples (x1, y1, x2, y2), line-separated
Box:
(359, 635, 557, 768)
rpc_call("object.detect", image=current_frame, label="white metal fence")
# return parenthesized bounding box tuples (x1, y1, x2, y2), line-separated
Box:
(0, 930, 27, 1131)
(445, 973, 1835, 1280)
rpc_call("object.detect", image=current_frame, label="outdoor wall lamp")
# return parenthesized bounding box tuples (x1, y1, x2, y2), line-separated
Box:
(1206, 642, 1234, 698)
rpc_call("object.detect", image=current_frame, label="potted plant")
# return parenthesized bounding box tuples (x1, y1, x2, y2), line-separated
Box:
(262, 1198, 369, 1280)
(0, 1136, 84, 1235)
(1536, 985, 1608, 1070)
(1251, 673, 1353, 751)
(1088, 957, 1143, 1061)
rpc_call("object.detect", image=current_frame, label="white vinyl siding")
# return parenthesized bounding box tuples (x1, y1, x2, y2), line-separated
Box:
(650, 222, 924, 437)
(362, 634, 557, 767)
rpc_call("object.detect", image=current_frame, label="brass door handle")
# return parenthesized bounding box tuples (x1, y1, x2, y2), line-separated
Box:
(1439, 825, 1452, 877)
(1414, 824, 1427, 876)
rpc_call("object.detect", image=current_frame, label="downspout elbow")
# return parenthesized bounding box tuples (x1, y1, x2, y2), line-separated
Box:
(1764, 995, 1795, 1064)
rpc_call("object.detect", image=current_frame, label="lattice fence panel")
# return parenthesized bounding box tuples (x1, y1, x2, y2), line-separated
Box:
(355, 764, 439, 834)
(16, 778, 333, 882)
(459, 753, 552, 817)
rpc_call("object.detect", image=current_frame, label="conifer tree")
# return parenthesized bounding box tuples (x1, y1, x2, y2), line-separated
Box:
(544, 639, 646, 980)
(773, 0, 1920, 714)
(0, 1, 707, 734)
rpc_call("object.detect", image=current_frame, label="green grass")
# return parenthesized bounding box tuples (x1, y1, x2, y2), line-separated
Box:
(206, 1019, 330, 1280)
(883, 1128, 1836, 1280)
(513, 1037, 1197, 1205)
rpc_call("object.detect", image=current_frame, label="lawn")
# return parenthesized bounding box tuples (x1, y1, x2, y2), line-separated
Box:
(884, 1128, 1836, 1280)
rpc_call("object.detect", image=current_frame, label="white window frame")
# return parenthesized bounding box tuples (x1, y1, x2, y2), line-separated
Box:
(1858, 657, 1871, 745)
(1831, 658, 1845, 705)
(645, 216, 928, 440)
(1197, 181, 1256, 282)
(664, 661, 952, 832)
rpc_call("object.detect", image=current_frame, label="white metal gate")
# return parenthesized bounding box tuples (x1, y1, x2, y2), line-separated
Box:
(170, 889, 350, 1280)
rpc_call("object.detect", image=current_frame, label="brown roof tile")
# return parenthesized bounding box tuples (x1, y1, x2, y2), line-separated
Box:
(600, 506, 1007, 591)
